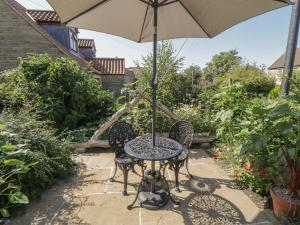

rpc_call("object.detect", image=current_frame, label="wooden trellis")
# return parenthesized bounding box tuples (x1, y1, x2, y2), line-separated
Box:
(72, 89, 181, 149)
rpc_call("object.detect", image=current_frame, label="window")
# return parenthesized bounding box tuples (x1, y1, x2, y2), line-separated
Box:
(70, 30, 78, 52)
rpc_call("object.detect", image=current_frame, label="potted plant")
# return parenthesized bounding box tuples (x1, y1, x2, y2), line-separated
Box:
(241, 103, 300, 218)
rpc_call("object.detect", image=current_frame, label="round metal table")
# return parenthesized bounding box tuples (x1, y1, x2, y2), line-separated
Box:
(125, 134, 183, 210)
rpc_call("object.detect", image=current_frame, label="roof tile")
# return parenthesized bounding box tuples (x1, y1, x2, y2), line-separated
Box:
(92, 58, 125, 75)
(27, 10, 60, 23)
(4, 1, 124, 76)
(78, 39, 95, 48)
(269, 48, 300, 70)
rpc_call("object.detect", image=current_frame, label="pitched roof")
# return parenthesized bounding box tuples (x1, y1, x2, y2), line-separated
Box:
(269, 48, 300, 70)
(79, 39, 95, 48)
(3, 0, 101, 75)
(27, 10, 60, 23)
(92, 58, 125, 75)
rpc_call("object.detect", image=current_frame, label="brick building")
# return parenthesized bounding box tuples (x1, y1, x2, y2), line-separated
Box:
(0, 0, 134, 95)
(268, 48, 300, 84)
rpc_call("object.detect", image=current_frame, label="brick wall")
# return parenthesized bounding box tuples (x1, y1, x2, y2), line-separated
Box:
(100, 72, 136, 96)
(0, 1, 64, 72)
(100, 75, 126, 96)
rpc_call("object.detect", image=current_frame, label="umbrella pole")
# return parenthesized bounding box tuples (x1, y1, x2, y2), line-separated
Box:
(281, 0, 300, 96)
(151, 1, 158, 174)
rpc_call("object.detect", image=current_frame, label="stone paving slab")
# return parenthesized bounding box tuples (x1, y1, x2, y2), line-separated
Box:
(11, 149, 277, 225)
(53, 195, 140, 225)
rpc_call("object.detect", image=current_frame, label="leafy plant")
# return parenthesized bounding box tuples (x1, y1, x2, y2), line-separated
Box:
(226, 65, 275, 96)
(0, 54, 115, 131)
(0, 126, 31, 221)
(202, 49, 242, 86)
(124, 101, 173, 134)
(0, 110, 75, 201)
(241, 102, 300, 196)
(175, 104, 215, 133)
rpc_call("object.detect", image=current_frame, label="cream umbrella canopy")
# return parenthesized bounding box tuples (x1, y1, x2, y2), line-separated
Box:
(47, 0, 291, 173)
(47, 0, 291, 42)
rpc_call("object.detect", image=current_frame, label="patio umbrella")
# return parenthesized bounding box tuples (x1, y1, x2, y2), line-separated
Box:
(47, 0, 291, 173)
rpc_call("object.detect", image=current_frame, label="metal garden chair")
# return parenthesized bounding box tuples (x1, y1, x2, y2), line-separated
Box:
(108, 121, 145, 195)
(168, 120, 194, 192)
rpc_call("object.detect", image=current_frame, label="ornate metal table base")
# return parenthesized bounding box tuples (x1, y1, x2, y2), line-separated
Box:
(128, 170, 179, 210)
(138, 188, 169, 210)
(125, 135, 183, 210)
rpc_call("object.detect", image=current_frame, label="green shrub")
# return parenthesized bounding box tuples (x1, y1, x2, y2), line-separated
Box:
(175, 104, 215, 133)
(124, 101, 173, 134)
(226, 65, 275, 96)
(0, 110, 74, 202)
(67, 118, 108, 143)
(0, 54, 115, 131)
(268, 85, 280, 99)
(0, 130, 31, 221)
(212, 82, 282, 194)
(123, 102, 215, 135)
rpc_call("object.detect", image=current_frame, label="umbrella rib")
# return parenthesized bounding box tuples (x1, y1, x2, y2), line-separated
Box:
(160, 0, 179, 7)
(177, 0, 211, 38)
(138, 2, 150, 43)
(64, 0, 111, 24)
(139, 0, 153, 6)
(275, 0, 293, 4)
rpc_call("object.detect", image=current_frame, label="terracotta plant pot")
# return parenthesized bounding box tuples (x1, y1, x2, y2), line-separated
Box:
(270, 186, 300, 218)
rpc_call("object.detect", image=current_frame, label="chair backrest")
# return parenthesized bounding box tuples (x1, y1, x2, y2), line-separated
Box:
(169, 120, 194, 148)
(108, 121, 136, 158)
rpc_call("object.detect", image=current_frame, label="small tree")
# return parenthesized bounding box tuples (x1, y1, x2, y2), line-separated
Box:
(134, 41, 185, 108)
(202, 49, 242, 85)
(135, 41, 184, 88)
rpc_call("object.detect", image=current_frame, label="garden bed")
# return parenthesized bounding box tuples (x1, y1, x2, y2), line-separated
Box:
(212, 153, 270, 209)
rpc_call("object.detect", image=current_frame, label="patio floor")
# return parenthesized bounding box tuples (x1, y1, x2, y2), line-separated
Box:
(12, 148, 277, 225)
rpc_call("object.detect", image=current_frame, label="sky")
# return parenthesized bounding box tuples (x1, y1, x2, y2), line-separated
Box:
(16, 0, 299, 69)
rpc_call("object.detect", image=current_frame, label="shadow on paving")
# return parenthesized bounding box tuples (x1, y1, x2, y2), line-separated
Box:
(162, 175, 248, 224)
(180, 174, 246, 193)
(12, 161, 95, 225)
(188, 148, 211, 161)
(171, 193, 246, 225)
(11, 148, 274, 225)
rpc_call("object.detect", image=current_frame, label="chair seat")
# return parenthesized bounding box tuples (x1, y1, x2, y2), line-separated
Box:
(116, 153, 135, 164)
(177, 150, 188, 161)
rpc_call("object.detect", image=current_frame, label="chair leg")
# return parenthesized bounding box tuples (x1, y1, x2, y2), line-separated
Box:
(185, 157, 193, 179)
(122, 167, 129, 196)
(162, 162, 168, 178)
(159, 161, 167, 177)
(131, 166, 138, 176)
(140, 161, 146, 179)
(132, 161, 145, 177)
(159, 162, 163, 173)
(110, 160, 118, 181)
(174, 164, 181, 192)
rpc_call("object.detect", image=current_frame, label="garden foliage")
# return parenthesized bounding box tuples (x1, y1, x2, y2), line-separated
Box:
(0, 111, 74, 221)
(213, 82, 300, 195)
(0, 46, 292, 220)
(0, 54, 115, 131)
(0, 54, 116, 221)
(225, 65, 275, 96)
(126, 41, 286, 195)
